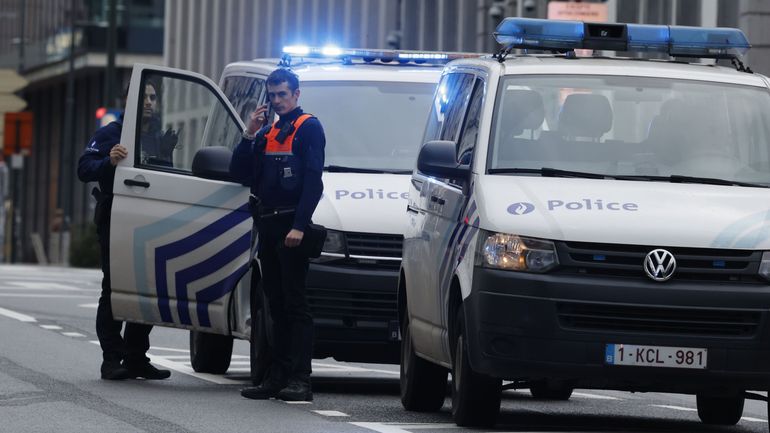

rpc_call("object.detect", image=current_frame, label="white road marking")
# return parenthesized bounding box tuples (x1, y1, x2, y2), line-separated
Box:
(40, 325, 62, 330)
(61, 332, 85, 338)
(148, 345, 193, 353)
(742, 417, 768, 423)
(312, 362, 399, 376)
(0, 306, 37, 322)
(572, 391, 621, 400)
(5, 282, 82, 291)
(651, 404, 697, 412)
(313, 410, 349, 417)
(0, 294, 92, 298)
(78, 303, 99, 308)
(352, 423, 460, 432)
(285, 401, 313, 405)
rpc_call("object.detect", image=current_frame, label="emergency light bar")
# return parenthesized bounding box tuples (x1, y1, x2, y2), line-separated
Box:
(494, 18, 751, 58)
(281, 45, 477, 64)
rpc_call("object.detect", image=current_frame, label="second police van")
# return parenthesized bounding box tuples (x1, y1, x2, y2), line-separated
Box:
(107, 47, 477, 382)
(400, 18, 770, 428)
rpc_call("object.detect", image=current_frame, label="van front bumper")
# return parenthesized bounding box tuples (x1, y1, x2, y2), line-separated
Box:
(464, 267, 770, 393)
(306, 262, 400, 363)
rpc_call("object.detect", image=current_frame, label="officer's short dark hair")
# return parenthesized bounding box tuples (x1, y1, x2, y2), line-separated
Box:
(267, 68, 299, 92)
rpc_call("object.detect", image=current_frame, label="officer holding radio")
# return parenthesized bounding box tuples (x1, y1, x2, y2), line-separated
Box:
(230, 68, 325, 402)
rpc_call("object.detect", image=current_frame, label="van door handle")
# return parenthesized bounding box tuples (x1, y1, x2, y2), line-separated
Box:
(406, 205, 419, 214)
(124, 179, 150, 188)
(430, 196, 445, 206)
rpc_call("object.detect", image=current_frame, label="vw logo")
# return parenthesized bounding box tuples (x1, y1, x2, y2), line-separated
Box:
(507, 202, 535, 215)
(644, 249, 677, 282)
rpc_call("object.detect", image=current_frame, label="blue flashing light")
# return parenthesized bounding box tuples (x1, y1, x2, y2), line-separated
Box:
(627, 24, 669, 52)
(281, 46, 481, 64)
(669, 26, 750, 57)
(495, 18, 584, 50)
(494, 17, 751, 59)
(283, 45, 310, 56)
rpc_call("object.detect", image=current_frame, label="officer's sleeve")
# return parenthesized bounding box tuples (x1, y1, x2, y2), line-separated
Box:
(293, 118, 325, 231)
(229, 126, 268, 187)
(77, 132, 112, 183)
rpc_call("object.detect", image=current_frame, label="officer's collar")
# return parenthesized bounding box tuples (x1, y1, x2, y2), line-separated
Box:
(277, 107, 303, 125)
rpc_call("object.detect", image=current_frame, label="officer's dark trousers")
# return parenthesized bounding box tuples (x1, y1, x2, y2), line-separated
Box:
(257, 215, 313, 383)
(96, 222, 153, 364)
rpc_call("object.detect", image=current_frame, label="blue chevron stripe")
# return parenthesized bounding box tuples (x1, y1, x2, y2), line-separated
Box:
(132, 185, 246, 321)
(174, 231, 251, 325)
(196, 262, 250, 327)
(153, 204, 249, 322)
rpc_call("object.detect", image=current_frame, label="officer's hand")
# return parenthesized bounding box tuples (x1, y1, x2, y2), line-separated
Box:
(159, 129, 180, 158)
(109, 144, 128, 166)
(247, 105, 269, 135)
(284, 229, 304, 248)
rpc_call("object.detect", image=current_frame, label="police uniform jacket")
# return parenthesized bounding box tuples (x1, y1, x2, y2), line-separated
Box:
(230, 107, 325, 232)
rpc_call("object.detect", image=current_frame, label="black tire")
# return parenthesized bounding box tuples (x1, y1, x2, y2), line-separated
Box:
(249, 268, 272, 385)
(529, 380, 573, 400)
(189, 330, 233, 374)
(400, 315, 448, 412)
(451, 307, 501, 428)
(696, 393, 744, 425)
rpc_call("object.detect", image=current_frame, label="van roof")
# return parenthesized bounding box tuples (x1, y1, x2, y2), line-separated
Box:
(450, 55, 769, 88)
(222, 58, 445, 83)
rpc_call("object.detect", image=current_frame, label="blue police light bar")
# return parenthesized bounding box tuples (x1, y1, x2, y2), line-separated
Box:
(281, 46, 480, 64)
(494, 17, 751, 59)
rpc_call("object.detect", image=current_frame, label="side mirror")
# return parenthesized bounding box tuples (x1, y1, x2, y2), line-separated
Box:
(417, 140, 469, 179)
(192, 146, 234, 182)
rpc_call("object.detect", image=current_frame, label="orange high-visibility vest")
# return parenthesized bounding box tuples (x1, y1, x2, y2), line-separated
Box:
(264, 114, 313, 156)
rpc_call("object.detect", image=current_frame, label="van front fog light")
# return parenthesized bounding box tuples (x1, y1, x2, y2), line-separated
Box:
(758, 251, 770, 281)
(481, 232, 558, 272)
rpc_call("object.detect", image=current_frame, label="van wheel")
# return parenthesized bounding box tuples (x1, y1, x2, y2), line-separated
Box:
(696, 393, 744, 425)
(529, 380, 573, 400)
(189, 331, 233, 374)
(250, 278, 271, 385)
(400, 315, 447, 412)
(451, 307, 501, 427)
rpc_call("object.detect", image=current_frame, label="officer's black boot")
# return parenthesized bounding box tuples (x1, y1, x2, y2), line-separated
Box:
(276, 379, 313, 402)
(124, 361, 171, 380)
(100, 360, 131, 380)
(241, 369, 287, 400)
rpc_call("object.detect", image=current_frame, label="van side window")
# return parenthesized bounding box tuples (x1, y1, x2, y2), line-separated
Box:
(424, 73, 475, 143)
(136, 72, 244, 173)
(456, 78, 484, 164)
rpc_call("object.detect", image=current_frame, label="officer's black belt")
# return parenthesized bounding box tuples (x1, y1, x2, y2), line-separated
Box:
(260, 207, 296, 218)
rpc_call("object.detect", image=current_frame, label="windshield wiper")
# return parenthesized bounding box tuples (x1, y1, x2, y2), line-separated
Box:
(324, 165, 386, 174)
(488, 168, 769, 188)
(488, 167, 609, 179)
(666, 174, 769, 188)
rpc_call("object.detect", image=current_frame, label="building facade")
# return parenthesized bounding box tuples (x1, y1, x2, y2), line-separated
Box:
(0, 0, 164, 264)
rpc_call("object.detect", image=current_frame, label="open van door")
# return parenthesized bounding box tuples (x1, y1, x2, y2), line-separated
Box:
(110, 64, 254, 335)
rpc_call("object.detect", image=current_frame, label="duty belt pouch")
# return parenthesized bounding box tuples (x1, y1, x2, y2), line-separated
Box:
(299, 224, 327, 258)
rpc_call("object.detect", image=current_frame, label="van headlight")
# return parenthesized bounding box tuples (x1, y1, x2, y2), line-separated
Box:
(758, 251, 770, 281)
(480, 232, 558, 272)
(322, 229, 346, 254)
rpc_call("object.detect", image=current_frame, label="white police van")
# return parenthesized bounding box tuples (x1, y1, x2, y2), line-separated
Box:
(108, 47, 478, 382)
(400, 18, 770, 428)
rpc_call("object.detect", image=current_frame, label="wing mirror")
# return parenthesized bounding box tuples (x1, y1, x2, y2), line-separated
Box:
(417, 140, 470, 179)
(192, 146, 234, 182)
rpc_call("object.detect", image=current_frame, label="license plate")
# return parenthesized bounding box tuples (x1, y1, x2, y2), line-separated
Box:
(605, 344, 707, 369)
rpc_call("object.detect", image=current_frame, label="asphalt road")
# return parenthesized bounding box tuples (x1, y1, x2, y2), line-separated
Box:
(0, 264, 769, 433)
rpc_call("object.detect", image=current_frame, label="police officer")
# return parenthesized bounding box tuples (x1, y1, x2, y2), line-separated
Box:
(77, 87, 171, 381)
(231, 68, 325, 402)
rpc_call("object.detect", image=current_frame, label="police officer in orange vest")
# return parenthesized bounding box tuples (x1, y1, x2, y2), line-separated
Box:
(231, 68, 325, 402)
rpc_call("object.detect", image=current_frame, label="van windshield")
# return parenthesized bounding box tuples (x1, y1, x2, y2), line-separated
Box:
(301, 81, 435, 172)
(489, 75, 770, 185)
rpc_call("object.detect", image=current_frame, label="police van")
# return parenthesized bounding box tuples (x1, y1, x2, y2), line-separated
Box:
(108, 47, 477, 382)
(400, 18, 770, 428)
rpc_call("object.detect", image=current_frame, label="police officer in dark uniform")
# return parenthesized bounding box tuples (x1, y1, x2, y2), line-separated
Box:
(77, 84, 171, 381)
(231, 68, 325, 402)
